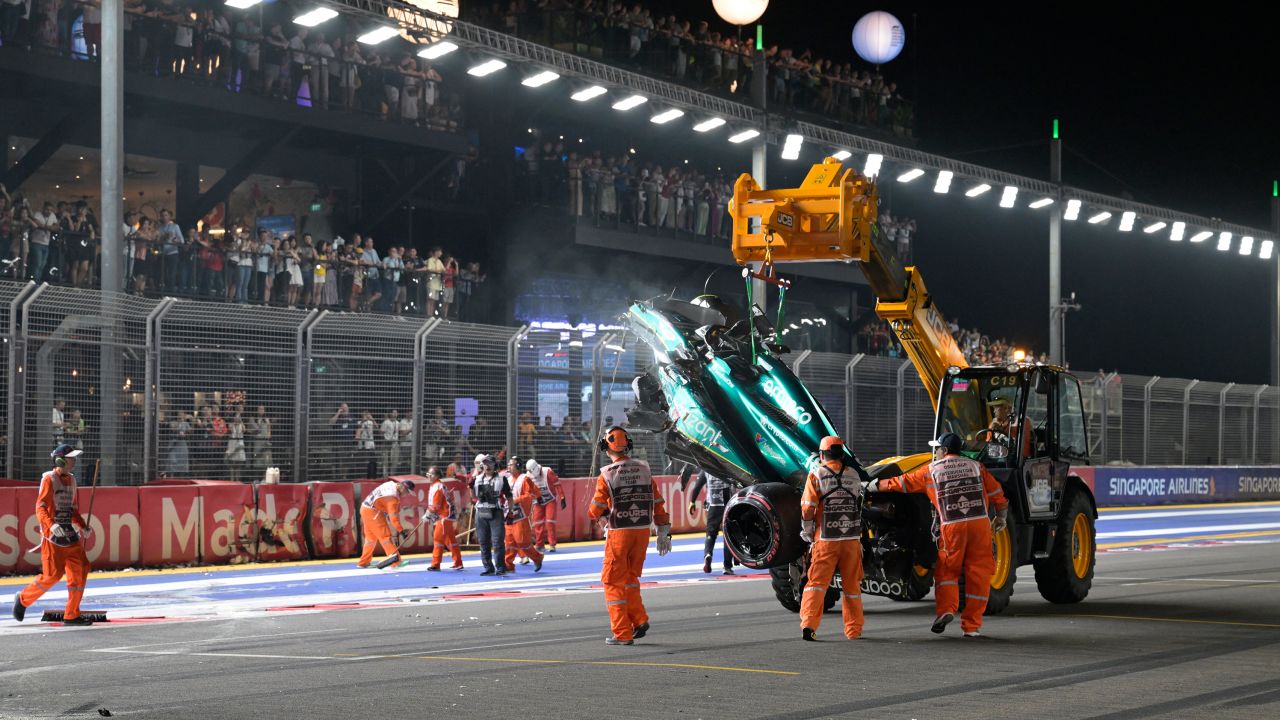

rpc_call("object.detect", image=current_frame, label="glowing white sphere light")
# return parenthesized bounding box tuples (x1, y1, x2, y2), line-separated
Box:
(851, 11, 905, 65)
(712, 0, 769, 26)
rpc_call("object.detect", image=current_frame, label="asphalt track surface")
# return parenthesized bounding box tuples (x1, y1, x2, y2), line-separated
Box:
(1, 502, 1278, 719)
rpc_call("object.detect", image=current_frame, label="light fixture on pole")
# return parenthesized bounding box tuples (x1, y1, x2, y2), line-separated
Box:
(1087, 211, 1112, 224)
(965, 183, 991, 198)
(417, 40, 458, 59)
(571, 85, 607, 101)
(225, 0, 262, 8)
(1240, 236, 1255, 256)
(1216, 231, 1232, 251)
(1143, 221, 1167, 233)
(521, 70, 560, 87)
(1028, 197, 1054, 209)
(293, 8, 338, 26)
(357, 26, 400, 44)
(1118, 211, 1136, 232)
(780, 133, 803, 160)
(728, 128, 761, 143)
(611, 94, 648, 111)
(863, 153, 883, 178)
(1260, 239, 1274, 260)
(999, 186, 1018, 208)
(1170, 221, 1186, 241)
(830, 150, 852, 161)
(693, 117, 726, 132)
(650, 107, 685, 124)
(896, 168, 924, 183)
(1189, 230, 1213, 243)
(1064, 199, 1082, 221)
(933, 170, 952, 194)
(466, 58, 507, 76)
(712, 0, 769, 25)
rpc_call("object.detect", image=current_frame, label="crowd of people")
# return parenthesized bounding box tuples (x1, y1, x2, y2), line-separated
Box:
(0, 187, 488, 319)
(0, 0, 464, 131)
(516, 134, 920, 255)
(466, 1, 914, 137)
(859, 318, 1043, 366)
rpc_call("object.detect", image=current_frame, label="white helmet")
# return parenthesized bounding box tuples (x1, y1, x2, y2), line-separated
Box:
(526, 459, 542, 476)
(474, 453, 488, 468)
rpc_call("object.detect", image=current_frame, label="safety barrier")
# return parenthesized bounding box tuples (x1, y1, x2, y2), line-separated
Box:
(0, 474, 709, 575)
(6, 466, 1279, 575)
(4, 280, 1280, 488)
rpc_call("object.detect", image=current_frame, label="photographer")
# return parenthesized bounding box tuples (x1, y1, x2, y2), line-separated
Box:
(471, 453, 512, 576)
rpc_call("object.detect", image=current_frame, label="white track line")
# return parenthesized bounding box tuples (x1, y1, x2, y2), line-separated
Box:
(1101, 507, 1280, 521)
(16, 542, 708, 601)
(102, 628, 338, 651)
(1097, 522, 1280, 538)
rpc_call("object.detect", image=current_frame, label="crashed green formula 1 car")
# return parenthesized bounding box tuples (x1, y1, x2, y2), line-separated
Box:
(626, 296, 938, 609)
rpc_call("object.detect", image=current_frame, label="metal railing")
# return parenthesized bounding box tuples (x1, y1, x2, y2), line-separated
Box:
(1, 279, 1276, 484)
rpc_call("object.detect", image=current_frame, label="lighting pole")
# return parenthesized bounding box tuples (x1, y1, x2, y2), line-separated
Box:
(1271, 181, 1278, 459)
(100, 0, 124, 486)
(713, 2, 771, 314)
(1049, 119, 1063, 365)
(749, 23, 768, 313)
(1053, 291, 1081, 368)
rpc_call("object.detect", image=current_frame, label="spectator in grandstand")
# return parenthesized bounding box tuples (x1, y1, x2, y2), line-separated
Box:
(423, 246, 445, 318)
(131, 215, 156, 295)
(425, 407, 451, 465)
(381, 409, 401, 476)
(27, 201, 57, 284)
(255, 228, 274, 304)
(165, 412, 192, 477)
(382, 245, 403, 314)
(440, 253, 458, 319)
(225, 412, 247, 481)
(456, 260, 483, 321)
(251, 404, 272, 471)
(357, 410, 377, 478)
(358, 235, 382, 312)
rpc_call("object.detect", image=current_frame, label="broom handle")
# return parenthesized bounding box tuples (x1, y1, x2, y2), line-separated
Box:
(83, 458, 101, 532)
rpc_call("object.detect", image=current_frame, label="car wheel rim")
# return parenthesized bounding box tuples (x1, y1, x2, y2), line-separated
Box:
(1071, 512, 1091, 579)
(990, 526, 1012, 589)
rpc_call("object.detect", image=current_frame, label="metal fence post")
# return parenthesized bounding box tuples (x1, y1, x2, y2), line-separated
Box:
(1142, 376, 1159, 465)
(1218, 382, 1234, 465)
(1104, 372, 1118, 463)
(590, 333, 613, 442)
(845, 355, 863, 449)
(291, 310, 321, 482)
(896, 360, 911, 457)
(5, 281, 35, 478)
(15, 283, 51, 481)
(145, 298, 175, 483)
(1096, 374, 1108, 463)
(411, 317, 442, 475)
(791, 349, 812, 377)
(1181, 379, 1198, 465)
(506, 326, 528, 454)
(1252, 385, 1268, 464)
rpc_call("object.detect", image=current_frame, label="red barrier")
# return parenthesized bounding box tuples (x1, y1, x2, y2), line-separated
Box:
(307, 482, 359, 559)
(139, 485, 201, 567)
(0, 488, 19, 572)
(389, 475, 431, 554)
(254, 484, 311, 562)
(561, 477, 595, 541)
(14, 487, 41, 573)
(198, 484, 255, 565)
(72, 487, 141, 571)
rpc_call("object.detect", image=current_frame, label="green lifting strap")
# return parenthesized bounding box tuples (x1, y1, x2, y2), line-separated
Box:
(744, 271, 757, 364)
(776, 283, 787, 337)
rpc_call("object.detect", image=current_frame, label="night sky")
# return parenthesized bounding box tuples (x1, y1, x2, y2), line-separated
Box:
(659, 2, 1280, 383)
